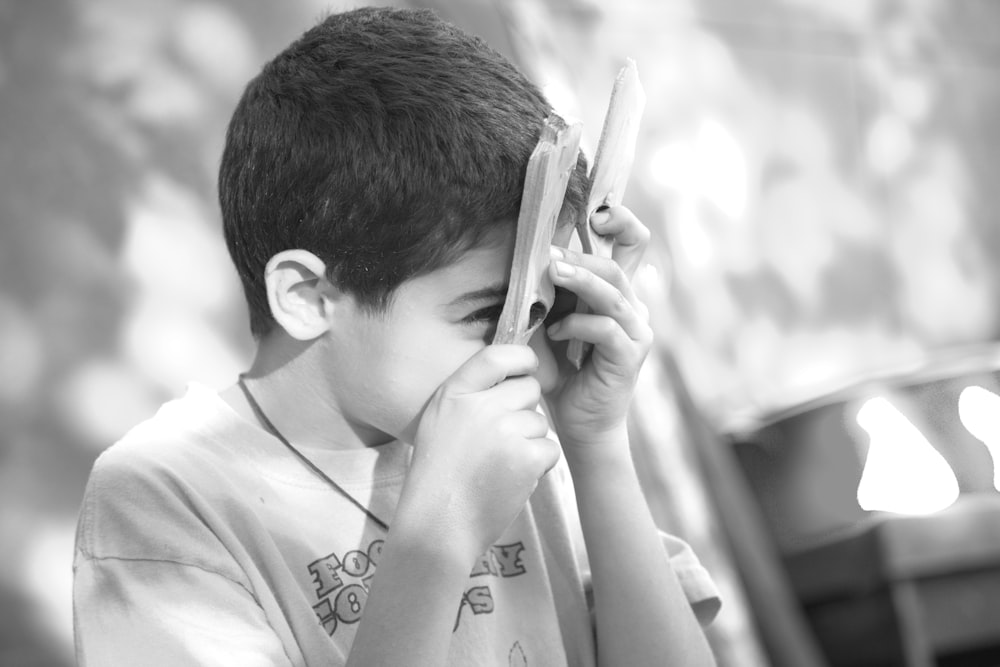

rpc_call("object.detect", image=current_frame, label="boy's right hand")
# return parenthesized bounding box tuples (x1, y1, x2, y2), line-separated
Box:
(398, 344, 560, 563)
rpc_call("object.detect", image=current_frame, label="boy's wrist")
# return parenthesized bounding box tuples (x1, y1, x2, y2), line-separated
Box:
(559, 422, 633, 473)
(390, 485, 481, 567)
(388, 503, 479, 572)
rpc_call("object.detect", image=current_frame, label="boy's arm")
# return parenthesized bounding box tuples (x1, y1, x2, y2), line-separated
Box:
(543, 206, 716, 666)
(568, 430, 716, 665)
(346, 345, 561, 666)
(343, 523, 471, 667)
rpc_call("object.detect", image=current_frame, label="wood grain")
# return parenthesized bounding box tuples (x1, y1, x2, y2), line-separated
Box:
(493, 113, 582, 345)
(567, 59, 646, 368)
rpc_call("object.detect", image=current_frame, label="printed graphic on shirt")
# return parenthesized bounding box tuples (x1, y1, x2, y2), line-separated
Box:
(454, 541, 527, 631)
(307, 539, 529, 638)
(308, 539, 383, 636)
(509, 640, 528, 667)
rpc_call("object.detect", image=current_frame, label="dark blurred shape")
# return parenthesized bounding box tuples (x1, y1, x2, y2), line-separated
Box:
(0, 583, 72, 667)
(724, 345, 1000, 666)
(783, 496, 1000, 667)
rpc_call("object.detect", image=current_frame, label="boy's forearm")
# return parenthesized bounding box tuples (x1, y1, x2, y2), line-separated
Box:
(564, 427, 716, 667)
(345, 516, 470, 667)
(346, 343, 560, 665)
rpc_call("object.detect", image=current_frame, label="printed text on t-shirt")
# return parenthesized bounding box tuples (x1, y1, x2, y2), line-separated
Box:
(307, 539, 528, 637)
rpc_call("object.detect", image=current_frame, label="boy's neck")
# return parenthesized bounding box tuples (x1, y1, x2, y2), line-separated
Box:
(221, 333, 392, 451)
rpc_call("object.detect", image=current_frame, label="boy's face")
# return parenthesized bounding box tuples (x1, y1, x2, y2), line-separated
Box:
(326, 222, 573, 447)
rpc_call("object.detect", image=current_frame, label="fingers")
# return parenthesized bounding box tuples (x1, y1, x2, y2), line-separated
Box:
(531, 436, 562, 477)
(548, 246, 649, 342)
(502, 408, 553, 441)
(589, 205, 650, 279)
(489, 374, 542, 411)
(498, 431, 562, 493)
(445, 345, 538, 395)
(546, 312, 651, 366)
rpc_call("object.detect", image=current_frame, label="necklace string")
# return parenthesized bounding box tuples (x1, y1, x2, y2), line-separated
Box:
(236, 375, 390, 532)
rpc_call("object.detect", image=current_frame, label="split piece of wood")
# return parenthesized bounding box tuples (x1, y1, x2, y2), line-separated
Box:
(492, 113, 582, 345)
(566, 58, 646, 368)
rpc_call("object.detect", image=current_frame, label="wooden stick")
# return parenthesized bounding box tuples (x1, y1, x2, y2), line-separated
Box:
(493, 113, 582, 345)
(567, 59, 646, 368)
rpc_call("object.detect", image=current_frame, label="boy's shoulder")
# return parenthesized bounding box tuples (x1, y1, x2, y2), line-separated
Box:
(80, 383, 242, 522)
(76, 384, 256, 574)
(90, 383, 235, 478)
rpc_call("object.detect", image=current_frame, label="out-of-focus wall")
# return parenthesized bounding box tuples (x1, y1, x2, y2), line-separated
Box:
(645, 0, 1000, 430)
(0, 2, 349, 663)
(432, 2, 1000, 663)
(3, 0, 999, 665)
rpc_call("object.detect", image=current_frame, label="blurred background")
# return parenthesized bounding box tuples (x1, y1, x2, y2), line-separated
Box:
(3, 0, 1000, 665)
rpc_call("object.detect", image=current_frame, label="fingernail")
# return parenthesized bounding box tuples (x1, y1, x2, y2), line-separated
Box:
(591, 210, 610, 226)
(547, 320, 562, 336)
(549, 246, 564, 260)
(553, 260, 574, 277)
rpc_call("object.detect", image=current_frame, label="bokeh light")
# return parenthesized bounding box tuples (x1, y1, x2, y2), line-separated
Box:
(855, 396, 959, 514)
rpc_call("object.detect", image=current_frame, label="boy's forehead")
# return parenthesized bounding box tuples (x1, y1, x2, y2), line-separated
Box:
(410, 206, 582, 314)
(422, 236, 512, 300)
(449, 206, 578, 273)
(502, 207, 577, 246)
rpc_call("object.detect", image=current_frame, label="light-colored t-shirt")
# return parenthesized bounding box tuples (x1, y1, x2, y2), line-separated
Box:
(73, 384, 720, 666)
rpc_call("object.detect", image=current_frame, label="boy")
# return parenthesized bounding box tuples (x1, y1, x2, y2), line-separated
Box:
(73, 6, 719, 666)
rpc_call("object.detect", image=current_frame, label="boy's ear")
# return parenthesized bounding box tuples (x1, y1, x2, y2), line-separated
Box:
(264, 249, 339, 341)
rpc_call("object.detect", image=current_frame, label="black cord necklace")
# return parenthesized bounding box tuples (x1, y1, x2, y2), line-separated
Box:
(237, 375, 390, 532)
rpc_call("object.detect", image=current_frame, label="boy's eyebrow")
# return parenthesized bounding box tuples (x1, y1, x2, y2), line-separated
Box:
(447, 283, 509, 306)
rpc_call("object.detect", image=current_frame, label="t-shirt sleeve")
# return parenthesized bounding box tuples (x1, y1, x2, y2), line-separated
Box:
(549, 455, 722, 626)
(577, 528, 722, 627)
(73, 437, 298, 667)
(74, 555, 294, 667)
(655, 530, 722, 626)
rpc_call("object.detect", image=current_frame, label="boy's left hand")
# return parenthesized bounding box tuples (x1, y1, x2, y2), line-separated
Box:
(536, 205, 653, 453)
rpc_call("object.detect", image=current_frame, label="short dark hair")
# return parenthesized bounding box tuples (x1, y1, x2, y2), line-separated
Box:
(219, 6, 587, 338)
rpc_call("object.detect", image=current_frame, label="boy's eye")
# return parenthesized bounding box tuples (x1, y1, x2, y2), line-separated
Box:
(463, 304, 504, 326)
(465, 301, 548, 327)
(461, 300, 550, 343)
